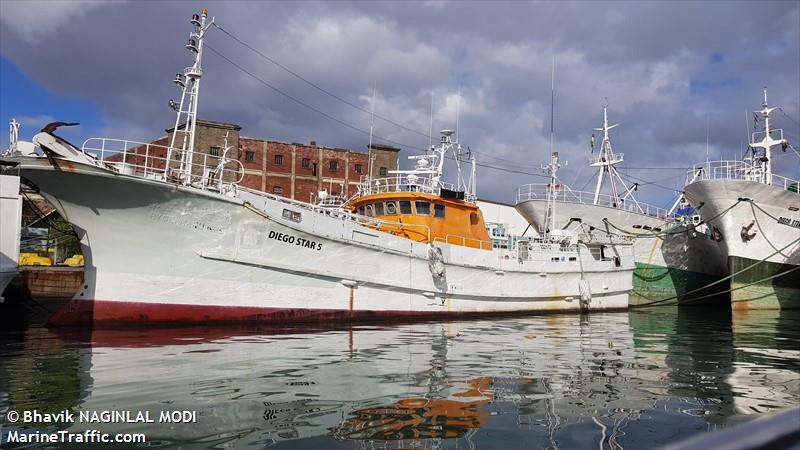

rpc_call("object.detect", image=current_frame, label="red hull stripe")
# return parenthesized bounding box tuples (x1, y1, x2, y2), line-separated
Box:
(46, 299, 478, 327)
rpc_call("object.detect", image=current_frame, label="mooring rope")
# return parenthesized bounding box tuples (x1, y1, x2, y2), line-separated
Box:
(630, 235, 800, 308)
(601, 200, 741, 238)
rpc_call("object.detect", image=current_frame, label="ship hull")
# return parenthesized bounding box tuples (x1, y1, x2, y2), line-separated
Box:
(0, 271, 16, 300)
(12, 159, 633, 326)
(684, 179, 800, 309)
(1, 174, 22, 300)
(515, 200, 728, 305)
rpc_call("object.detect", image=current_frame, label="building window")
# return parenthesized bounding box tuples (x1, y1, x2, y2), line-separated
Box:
(245, 151, 255, 161)
(273, 186, 283, 196)
(329, 161, 338, 172)
(302, 158, 310, 168)
(354, 164, 363, 174)
(209, 146, 221, 157)
(379, 167, 388, 177)
(274, 154, 284, 166)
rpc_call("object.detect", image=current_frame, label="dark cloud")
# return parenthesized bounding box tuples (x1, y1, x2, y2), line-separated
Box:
(1, 0, 798, 206)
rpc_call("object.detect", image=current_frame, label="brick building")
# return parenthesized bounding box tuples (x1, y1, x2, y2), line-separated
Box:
(123, 120, 400, 201)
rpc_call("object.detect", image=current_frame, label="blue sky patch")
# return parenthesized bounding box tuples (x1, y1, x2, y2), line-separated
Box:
(0, 56, 103, 148)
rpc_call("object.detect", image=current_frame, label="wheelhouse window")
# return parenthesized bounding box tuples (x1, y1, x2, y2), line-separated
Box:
(374, 202, 385, 216)
(415, 201, 431, 216)
(274, 154, 284, 166)
(379, 167, 388, 177)
(399, 201, 412, 215)
(365, 205, 374, 217)
(358, 206, 365, 215)
(434, 204, 445, 218)
(302, 158, 310, 168)
(385, 201, 397, 215)
(245, 151, 255, 161)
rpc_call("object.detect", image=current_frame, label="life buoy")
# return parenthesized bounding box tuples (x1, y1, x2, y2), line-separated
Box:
(428, 245, 445, 279)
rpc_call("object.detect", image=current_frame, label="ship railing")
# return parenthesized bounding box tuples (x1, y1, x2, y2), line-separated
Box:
(355, 176, 477, 202)
(516, 183, 673, 220)
(433, 234, 493, 250)
(239, 186, 432, 241)
(689, 160, 799, 193)
(81, 138, 245, 191)
(588, 153, 624, 166)
(241, 187, 509, 250)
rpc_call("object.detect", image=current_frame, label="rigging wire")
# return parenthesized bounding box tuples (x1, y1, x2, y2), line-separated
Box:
(212, 22, 535, 168)
(212, 23, 542, 170)
(212, 22, 430, 139)
(205, 44, 548, 178)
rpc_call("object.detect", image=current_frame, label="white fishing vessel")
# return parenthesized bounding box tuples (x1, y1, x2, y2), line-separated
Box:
(0, 120, 24, 301)
(0, 9, 635, 326)
(683, 88, 799, 309)
(515, 106, 727, 304)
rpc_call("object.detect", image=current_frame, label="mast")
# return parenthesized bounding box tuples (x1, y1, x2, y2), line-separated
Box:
(367, 81, 376, 184)
(543, 151, 560, 236)
(168, 8, 214, 185)
(591, 104, 621, 204)
(749, 86, 788, 185)
(587, 103, 644, 213)
(9, 118, 19, 154)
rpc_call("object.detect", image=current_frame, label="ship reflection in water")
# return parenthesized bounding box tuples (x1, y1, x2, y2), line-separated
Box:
(1, 309, 798, 449)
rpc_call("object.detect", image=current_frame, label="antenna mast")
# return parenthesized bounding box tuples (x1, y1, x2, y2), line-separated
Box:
(9, 118, 20, 154)
(543, 151, 560, 236)
(589, 103, 644, 212)
(749, 86, 788, 185)
(367, 81, 377, 183)
(429, 93, 434, 150)
(550, 56, 555, 156)
(168, 8, 214, 185)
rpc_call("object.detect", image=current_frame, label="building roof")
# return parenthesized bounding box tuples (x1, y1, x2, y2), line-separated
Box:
(166, 119, 242, 133)
(367, 143, 401, 152)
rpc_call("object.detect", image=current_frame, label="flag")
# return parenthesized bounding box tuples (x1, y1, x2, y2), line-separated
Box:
(590, 133, 596, 152)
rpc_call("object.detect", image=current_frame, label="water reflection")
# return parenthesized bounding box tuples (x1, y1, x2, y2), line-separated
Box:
(0, 309, 797, 449)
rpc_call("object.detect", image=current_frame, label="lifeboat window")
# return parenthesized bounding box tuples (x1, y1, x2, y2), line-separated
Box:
(470, 212, 479, 225)
(358, 206, 365, 215)
(374, 202, 385, 216)
(399, 201, 413, 215)
(385, 201, 397, 215)
(365, 205, 374, 217)
(415, 201, 431, 215)
(434, 204, 446, 218)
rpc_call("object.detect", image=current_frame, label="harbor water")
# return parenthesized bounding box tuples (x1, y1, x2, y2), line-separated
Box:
(1, 307, 798, 449)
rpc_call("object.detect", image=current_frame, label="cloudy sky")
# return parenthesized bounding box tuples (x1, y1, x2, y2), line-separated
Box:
(1, 0, 798, 206)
